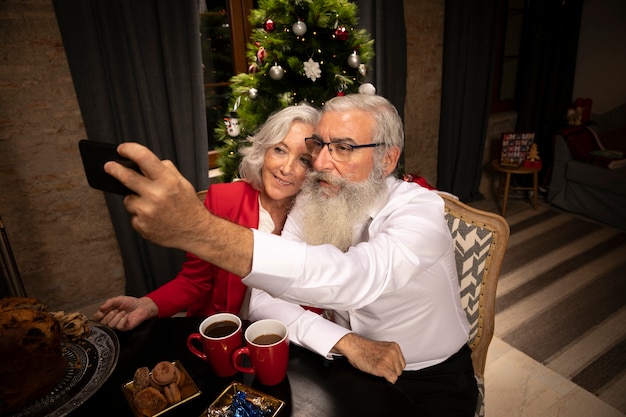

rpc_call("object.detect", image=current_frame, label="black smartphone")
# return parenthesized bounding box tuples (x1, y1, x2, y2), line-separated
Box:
(78, 139, 141, 195)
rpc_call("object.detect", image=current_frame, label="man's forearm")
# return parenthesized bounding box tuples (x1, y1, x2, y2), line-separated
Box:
(186, 211, 254, 278)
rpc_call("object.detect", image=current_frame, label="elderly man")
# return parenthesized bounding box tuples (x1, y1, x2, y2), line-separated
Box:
(106, 94, 477, 416)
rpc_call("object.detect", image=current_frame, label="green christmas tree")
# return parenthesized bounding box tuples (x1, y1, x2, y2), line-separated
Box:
(214, 0, 375, 182)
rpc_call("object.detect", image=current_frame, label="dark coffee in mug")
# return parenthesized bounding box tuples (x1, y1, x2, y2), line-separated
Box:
(252, 333, 283, 345)
(203, 320, 239, 338)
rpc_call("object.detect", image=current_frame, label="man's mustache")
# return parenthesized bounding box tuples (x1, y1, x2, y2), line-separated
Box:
(307, 171, 349, 188)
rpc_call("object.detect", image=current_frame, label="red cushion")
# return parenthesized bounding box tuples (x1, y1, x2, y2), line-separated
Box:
(563, 127, 598, 160)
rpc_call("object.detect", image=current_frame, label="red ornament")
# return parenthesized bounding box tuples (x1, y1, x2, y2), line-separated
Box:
(334, 26, 349, 41)
(336, 91, 345, 96)
(264, 19, 275, 32)
(256, 47, 266, 64)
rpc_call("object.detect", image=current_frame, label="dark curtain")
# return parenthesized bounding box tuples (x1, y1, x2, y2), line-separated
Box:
(53, 0, 208, 296)
(355, 0, 407, 121)
(437, 0, 499, 201)
(515, 0, 584, 186)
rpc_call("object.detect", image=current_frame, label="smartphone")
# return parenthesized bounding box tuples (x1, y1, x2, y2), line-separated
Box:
(78, 139, 141, 195)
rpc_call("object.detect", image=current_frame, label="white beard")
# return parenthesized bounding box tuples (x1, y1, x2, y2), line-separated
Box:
(292, 169, 387, 252)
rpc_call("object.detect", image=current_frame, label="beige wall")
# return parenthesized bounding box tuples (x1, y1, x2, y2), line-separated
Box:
(403, 0, 445, 186)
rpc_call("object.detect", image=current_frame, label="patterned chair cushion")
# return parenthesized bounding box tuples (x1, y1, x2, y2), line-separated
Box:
(475, 376, 485, 417)
(445, 214, 493, 346)
(445, 213, 494, 417)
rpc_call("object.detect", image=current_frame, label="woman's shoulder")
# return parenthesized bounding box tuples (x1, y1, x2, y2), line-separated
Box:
(206, 181, 259, 226)
(207, 180, 255, 197)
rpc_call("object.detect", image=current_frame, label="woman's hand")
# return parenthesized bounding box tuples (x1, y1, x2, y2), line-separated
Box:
(92, 295, 158, 331)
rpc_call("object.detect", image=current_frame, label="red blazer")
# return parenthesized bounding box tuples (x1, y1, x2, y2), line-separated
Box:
(147, 181, 259, 317)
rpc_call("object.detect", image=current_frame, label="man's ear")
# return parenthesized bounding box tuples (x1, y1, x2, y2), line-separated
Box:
(381, 146, 401, 177)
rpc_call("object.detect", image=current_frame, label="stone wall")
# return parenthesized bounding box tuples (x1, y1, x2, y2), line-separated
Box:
(403, 0, 445, 186)
(0, 0, 125, 311)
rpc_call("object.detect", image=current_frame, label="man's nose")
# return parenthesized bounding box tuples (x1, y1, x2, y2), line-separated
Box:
(313, 144, 335, 170)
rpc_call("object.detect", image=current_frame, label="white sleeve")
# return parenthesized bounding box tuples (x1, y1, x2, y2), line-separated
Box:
(247, 287, 350, 358)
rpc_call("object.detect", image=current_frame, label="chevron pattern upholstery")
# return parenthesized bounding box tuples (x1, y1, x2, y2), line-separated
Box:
(440, 193, 510, 417)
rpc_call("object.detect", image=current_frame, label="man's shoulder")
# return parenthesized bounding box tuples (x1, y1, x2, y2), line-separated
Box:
(387, 177, 443, 204)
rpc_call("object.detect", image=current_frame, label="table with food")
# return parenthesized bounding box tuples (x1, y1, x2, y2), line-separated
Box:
(0, 297, 413, 417)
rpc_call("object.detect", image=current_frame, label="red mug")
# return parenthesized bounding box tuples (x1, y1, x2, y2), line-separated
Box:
(231, 319, 289, 386)
(187, 313, 243, 377)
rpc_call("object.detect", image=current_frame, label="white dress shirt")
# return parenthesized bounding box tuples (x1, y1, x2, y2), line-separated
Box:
(245, 177, 469, 371)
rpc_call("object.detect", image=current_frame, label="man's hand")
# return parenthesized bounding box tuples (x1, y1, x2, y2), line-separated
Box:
(105, 143, 207, 251)
(332, 333, 406, 383)
(105, 143, 253, 277)
(93, 296, 158, 331)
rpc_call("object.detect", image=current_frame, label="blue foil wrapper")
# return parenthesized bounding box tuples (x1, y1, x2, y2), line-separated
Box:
(207, 389, 276, 417)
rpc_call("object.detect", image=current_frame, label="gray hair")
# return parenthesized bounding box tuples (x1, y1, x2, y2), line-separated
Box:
(239, 103, 321, 190)
(322, 94, 405, 150)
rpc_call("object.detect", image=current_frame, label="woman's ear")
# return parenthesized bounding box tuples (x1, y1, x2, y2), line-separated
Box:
(381, 146, 401, 177)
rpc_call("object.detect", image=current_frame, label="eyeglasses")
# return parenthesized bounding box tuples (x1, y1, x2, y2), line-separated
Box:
(304, 136, 382, 162)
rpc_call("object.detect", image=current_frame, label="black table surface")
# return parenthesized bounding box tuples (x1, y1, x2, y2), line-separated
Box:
(67, 317, 413, 417)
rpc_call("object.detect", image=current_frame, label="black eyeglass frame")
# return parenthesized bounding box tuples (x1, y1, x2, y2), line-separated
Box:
(304, 136, 383, 161)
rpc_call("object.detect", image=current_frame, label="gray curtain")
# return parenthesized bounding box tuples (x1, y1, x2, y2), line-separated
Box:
(437, 0, 499, 201)
(355, 0, 407, 170)
(53, 0, 208, 296)
(515, 0, 584, 188)
(355, 0, 407, 121)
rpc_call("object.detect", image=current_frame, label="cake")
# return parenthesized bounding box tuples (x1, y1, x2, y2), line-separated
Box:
(0, 297, 68, 414)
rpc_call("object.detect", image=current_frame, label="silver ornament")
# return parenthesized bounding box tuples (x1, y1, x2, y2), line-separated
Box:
(358, 83, 376, 95)
(269, 64, 284, 80)
(248, 88, 258, 99)
(347, 51, 361, 69)
(292, 20, 307, 36)
(358, 63, 367, 76)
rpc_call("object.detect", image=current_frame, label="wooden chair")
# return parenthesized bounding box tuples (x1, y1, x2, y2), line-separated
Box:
(196, 189, 207, 202)
(439, 193, 510, 417)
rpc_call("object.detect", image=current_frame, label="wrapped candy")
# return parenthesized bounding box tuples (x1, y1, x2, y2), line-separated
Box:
(207, 390, 275, 417)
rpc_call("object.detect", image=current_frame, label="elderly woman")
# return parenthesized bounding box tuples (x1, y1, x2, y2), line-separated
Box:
(94, 104, 320, 331)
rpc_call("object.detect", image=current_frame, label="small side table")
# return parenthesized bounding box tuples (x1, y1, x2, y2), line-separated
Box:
(491, 160, 541, 216)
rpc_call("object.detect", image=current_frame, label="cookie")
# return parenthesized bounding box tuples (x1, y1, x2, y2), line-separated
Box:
(133, 387, 167, 416)
(132, 367, 151, 395)
(174, 366, 184, 386)
(150, 361, 176, 385)
(163, 382, 181, 405)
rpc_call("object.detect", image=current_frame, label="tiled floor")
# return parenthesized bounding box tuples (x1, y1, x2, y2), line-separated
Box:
(469, 193, 625, 417)
(485, 337, 624, 417)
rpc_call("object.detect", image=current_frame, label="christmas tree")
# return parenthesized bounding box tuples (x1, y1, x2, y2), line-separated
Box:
(214, 0, 375, 182)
